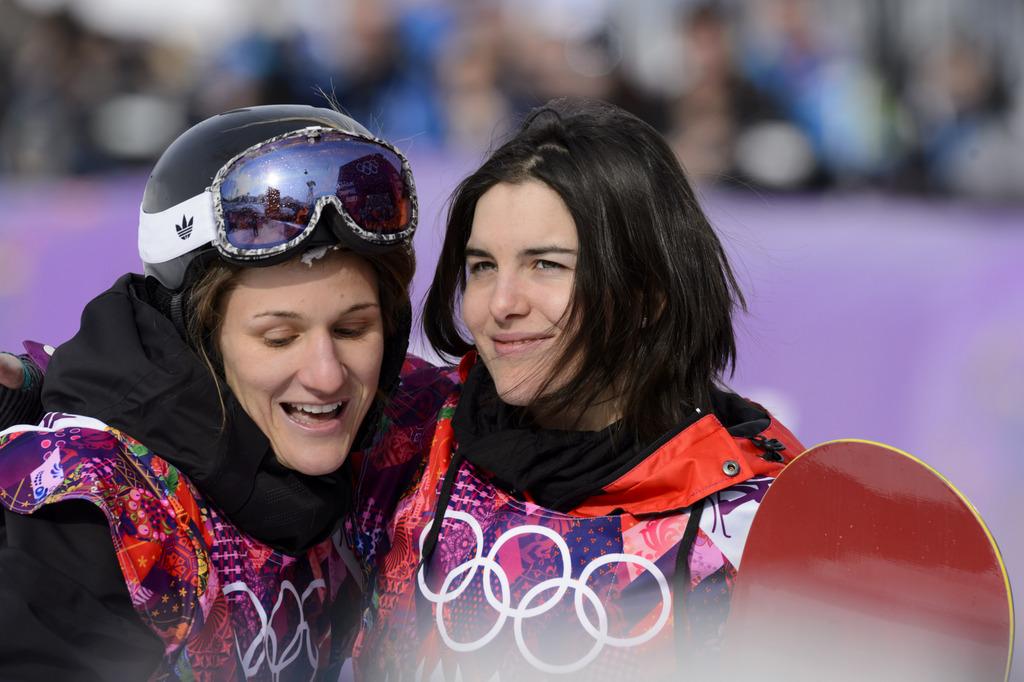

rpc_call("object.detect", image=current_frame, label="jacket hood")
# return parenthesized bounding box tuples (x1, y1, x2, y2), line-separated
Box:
(574, 388, 803, 517)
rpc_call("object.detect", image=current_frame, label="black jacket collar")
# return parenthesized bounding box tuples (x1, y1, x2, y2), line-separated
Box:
(42, 274, 350, 554)
(450, 361, 770, 513)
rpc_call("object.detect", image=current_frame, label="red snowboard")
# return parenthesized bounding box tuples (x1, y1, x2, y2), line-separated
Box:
(722, 439, 1014, 682)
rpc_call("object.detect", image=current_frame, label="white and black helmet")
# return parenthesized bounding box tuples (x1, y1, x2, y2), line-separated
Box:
(138, 104, 417, 290)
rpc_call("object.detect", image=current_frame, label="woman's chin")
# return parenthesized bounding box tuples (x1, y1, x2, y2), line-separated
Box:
(274, 444, 352, 476)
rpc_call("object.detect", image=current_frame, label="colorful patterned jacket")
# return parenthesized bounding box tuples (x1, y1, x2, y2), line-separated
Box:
(0, 412, 359, 681)
(349, 355, 803, 682)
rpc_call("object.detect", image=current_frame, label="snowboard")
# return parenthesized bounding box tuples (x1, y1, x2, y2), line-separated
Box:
(722, 439, 1014, 681)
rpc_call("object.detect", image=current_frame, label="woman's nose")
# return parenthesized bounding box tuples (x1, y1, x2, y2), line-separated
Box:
(297, 334, 348, 393)
(488, 272, 529, 321)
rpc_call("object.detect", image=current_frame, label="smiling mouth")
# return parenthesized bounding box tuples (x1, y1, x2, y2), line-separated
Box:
(282, 401, 347, 427)
(492, 336, 553, 356)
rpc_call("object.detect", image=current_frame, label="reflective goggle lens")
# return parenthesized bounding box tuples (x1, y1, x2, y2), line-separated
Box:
(217, 132, 413, 252)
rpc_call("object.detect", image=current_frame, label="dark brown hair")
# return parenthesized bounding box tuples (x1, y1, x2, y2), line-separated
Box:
(423, 98, 745, 441)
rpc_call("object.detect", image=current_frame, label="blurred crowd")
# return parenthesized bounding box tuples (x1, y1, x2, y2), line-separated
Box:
(2, 0, 1023, 200)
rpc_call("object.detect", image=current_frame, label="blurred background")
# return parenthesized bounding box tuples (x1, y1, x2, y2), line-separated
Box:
(0, 0, 1021, 670)
(3, 0, 1024, 196)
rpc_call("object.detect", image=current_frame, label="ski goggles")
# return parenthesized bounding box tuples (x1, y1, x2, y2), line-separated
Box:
(139, 126, 417, 265)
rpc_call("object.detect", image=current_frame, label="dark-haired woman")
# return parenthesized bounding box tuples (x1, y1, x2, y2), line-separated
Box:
(349, 98, 803, 681)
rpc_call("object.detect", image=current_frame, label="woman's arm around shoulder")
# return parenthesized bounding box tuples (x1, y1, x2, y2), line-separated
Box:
(0, 352, 44, 429)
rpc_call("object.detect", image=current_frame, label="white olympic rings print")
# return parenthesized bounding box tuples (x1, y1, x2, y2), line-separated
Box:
(416, 510, 672, 674)
(223, 578, 325, 680)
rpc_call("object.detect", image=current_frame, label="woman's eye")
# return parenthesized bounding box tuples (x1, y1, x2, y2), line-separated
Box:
(263, 336, 295, 348)
(334, 326, 368, 339)
(467, 261, 495, 275)
(535, 259, 564, 270)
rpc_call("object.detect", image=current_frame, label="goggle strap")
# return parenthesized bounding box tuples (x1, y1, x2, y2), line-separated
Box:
(138, 191, 218, 264)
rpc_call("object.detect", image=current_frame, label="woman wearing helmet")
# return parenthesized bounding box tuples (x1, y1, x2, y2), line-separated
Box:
(0, 104, 438, 680)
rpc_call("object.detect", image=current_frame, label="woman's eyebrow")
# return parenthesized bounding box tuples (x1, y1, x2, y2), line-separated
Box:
(465, 246, 576, 259)
(521, 246, 576, 257)
(343, 302, 381, 313)
(465, 247, 492, 259)
(253, 310, 302, 320)
(253, 302, 379, 319)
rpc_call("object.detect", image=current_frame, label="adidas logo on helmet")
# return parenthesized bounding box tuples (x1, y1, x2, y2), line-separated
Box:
(175, 214, 194, 240)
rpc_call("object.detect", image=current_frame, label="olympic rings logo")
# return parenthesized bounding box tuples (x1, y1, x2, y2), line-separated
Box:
(223, 578, 325, 679)
(416, 510, 671, 675)
(356, 159, 381, 175)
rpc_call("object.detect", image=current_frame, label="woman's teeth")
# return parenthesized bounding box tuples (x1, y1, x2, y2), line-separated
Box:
(284, 402, 344, 422)
(296, 402, 341, 414)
